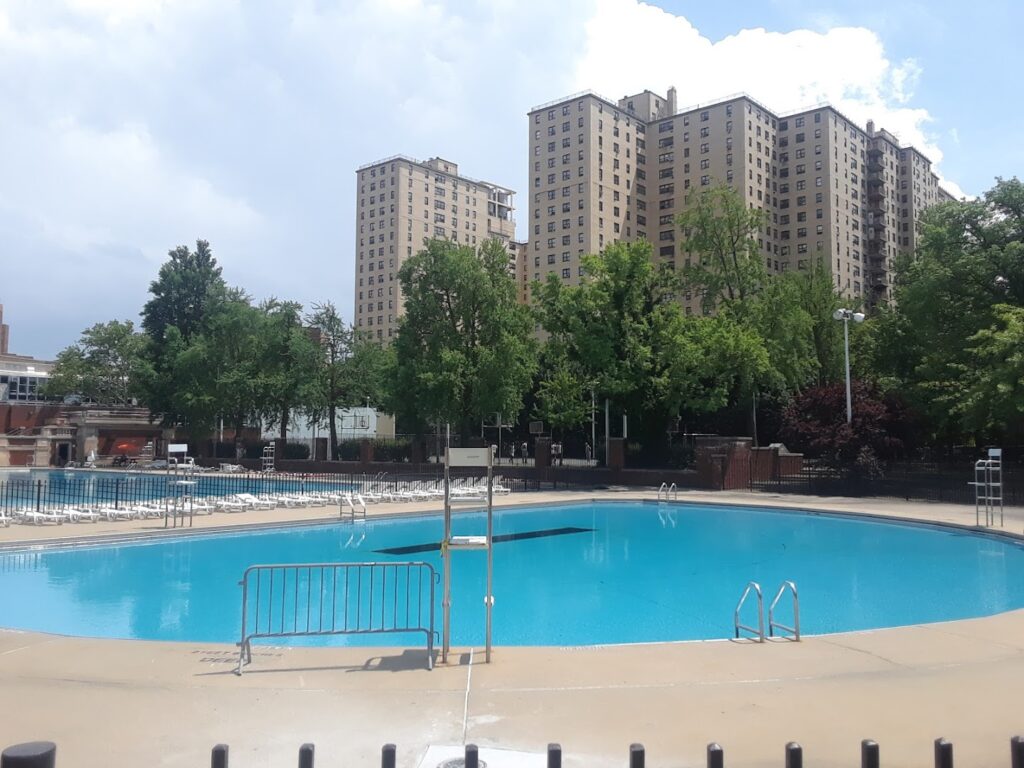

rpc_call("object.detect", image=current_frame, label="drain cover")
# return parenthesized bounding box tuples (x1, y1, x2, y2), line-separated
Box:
(437, 760, 487, 768)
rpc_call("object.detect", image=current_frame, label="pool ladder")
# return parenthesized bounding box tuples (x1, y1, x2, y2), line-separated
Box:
(657, 482, 678, 501)
(734, 580, 800, 642)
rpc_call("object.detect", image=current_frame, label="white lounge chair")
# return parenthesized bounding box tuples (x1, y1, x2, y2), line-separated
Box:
(216, 496, 248, 513)
(62, 506, 101, 523)
(234, 493, 276, 510)
(15, 508, 66, 525)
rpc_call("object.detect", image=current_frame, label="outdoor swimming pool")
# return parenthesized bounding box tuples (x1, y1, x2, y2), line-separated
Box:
(1, 501, 1023, 646)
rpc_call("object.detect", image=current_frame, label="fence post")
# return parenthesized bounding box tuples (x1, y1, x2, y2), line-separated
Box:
(629, 743, 645, 768)
(211, 744, 229, 768)
(547, 743, 562, 768)
(785, 742, 803, 768)
(861, 740, 879, 768)
(298, 743, 314, 768)
(706, 743, 724, 768)
(1013, 737, 1024, 768)
(35, 480, 42, 512)
(465, 744, 479, 768)
(380, 744, 396, 768)
(934, 738, 954, 768)
(1, 742, 56, 768)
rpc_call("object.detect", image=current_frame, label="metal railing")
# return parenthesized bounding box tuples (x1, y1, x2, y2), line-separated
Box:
(768, 581, 800, 641)
(657, 482, 678, 501)
(734, 581, 764, 642)
(6, 736, 1024, 768)
(236, 561, 438, 675)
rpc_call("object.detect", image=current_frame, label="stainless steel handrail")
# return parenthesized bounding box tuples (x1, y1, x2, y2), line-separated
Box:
(236, 561, 438, 675)
(768, 580, 800, 641)
(734, 581, 764, 642)
(657, 482, 667, 500)
(668, 482, 678, 500)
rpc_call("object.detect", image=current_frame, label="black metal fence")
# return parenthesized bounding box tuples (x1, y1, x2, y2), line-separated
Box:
(0, 468, 595, 517)
(751, 459, 1024, 507)
(4, 737, 1024, 768)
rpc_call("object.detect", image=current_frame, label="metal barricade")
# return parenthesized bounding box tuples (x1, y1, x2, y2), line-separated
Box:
(236, 561, 438, 674)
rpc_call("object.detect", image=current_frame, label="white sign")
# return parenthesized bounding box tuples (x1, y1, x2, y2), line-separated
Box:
(168, 443, 189, 454)
(989, 448, 1002, 459)
(446, 447, 492, 468)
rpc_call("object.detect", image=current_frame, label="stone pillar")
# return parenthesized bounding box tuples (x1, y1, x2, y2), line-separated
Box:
(313, 437, 329, 461)
(607, 437, 626, 471)
(359, 439, 374, 466)
(534, 437, 551, 468)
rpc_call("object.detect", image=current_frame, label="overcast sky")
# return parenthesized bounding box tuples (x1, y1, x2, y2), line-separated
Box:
(2, 0, 1020, 359)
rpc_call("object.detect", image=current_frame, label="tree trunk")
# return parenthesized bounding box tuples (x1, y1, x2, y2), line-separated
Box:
(279, 405, 289, 443)
(328, 403, 338, 460)
(233, 415, 244, 460)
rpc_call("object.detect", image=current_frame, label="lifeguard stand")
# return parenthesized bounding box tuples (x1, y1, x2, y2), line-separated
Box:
(166, 443, 196, 528)
(441, 433, 495, 664)
(261, 442, 276, 473)
(971, 448, 1003, 527)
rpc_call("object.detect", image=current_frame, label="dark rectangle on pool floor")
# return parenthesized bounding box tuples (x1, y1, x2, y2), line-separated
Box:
(374, 526, 595, 555)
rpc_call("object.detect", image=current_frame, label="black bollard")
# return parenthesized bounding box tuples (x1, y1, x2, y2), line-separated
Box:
(547, 743, 562, 768)
(298, 743, 314, 768)
(629, 743, 645, 768)
(1012, 736, 1024, 768)
(861, 740, 879, 768)
(381, 744, 397, 768)
(785, 742, 803, 768)
(465, 743, 479, 768)
(211, 744, 229, 768)
(934, 738, 954, 768)
(707, 743, 724, 768)
(1, 743, 56, 768)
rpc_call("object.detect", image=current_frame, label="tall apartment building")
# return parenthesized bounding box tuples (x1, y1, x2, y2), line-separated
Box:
(354, 155, 515, 340)
(527, 88, 952, 309)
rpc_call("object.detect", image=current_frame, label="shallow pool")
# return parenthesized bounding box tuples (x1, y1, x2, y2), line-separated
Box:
(1, 501, 1022, 646)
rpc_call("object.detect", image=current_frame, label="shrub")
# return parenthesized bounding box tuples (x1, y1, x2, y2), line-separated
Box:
(780, 381, 908, 468)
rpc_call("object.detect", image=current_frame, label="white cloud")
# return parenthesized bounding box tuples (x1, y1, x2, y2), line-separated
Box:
(574, 0, 965, 197)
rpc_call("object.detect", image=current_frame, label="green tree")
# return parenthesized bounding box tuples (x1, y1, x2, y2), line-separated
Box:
(960, 304, 1024, 441)
(533, 350, 591, 439)
(536, 239, 773, 454)
(677, 184, 768, 311)
(388, 238, 537, 440)
(204, 292, 265, 456)
(872, 177, 1024, 442)
(45, 320, 149, 405)
(141, 239, 226, 345)
(256, 299, 321, 442)
(140, 240, 229, 441)
(307, 302, 391, 458)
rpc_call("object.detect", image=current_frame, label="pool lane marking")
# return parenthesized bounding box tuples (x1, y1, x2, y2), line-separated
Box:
(462, 647, 474, 744)
(374, 526, 594, 556)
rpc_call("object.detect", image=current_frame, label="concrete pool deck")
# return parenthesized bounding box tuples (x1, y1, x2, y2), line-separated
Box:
(1, 490, 1023, 767)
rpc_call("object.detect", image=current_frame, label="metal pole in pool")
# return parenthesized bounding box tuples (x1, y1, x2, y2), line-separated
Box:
(442, 423, 451, 664)
(486, 449, 494, 663)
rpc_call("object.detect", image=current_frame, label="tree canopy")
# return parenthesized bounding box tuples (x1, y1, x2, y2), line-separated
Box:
(387, 238, 537, 439)
(45, 320, 149, 405)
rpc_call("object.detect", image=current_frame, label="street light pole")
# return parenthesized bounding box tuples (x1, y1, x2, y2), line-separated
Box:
(833, 308, 865, 424)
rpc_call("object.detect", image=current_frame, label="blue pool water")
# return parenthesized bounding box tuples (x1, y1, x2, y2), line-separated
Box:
(0, 469, 354, 507)
(1, 501, 1023, 646)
